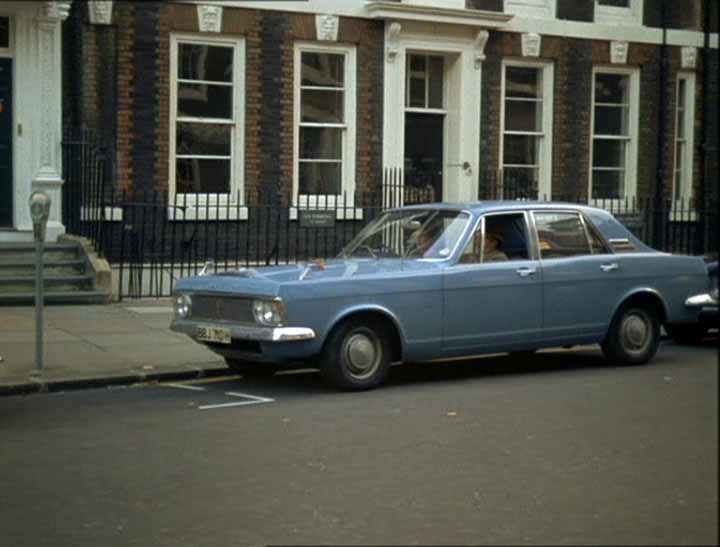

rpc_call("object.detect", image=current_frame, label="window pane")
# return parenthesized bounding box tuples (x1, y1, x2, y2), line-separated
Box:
(176, 158, 230, 194)
(594, 105, 628, 136)
(0, 17, 8, 49)
(299, 162, 342, 195)
(505, 100, 541, 132)
(409, 54, 426, 75)
(178, 83, 232, 119)
(301, 52, 344, 88)
(587, 224, 609, 254)
(506, 66, 541, 99)
(595, 73, 628, 104)
(534, 212, 591, 259)
(504, 134, 539, 166)
(408, 77, 425, 108)
(592, 169, 624, 199)
(676, 109, 685, 139)
(593, 139, 626, 168)
(677, 79, 686, 105)
(179, 44, 233, 83)
(300, 127, 342, 160)
(598, 0, 631, 7)
(176, 123, 231, 156)
(301, 89, 344, 123)
(428, 56, 444, 109)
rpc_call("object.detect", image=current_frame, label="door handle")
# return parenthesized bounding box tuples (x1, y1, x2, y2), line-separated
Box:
(516, 267, 537, 277)
(600, 263, 619, 272)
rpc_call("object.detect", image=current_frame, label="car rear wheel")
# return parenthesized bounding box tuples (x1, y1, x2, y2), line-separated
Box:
(601, 306, 660, 365)
(224, 358, 278, 378)
(320, 319, 391, 391)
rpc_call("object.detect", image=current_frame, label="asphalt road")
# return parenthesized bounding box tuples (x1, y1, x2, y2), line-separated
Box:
(1, 341, 717, 547)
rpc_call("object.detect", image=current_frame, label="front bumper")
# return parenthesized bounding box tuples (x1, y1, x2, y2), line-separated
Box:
(170, 319, 315, 342)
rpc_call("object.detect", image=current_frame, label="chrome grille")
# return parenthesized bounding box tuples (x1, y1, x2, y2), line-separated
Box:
(191, 295, 255, 323)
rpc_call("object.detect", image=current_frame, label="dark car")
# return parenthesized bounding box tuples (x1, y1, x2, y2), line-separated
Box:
(666, 259, 718, 343)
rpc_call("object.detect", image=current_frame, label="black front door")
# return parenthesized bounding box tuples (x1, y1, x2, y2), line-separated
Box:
(0, 58, 12, 227)
(404, 112, 443, 203)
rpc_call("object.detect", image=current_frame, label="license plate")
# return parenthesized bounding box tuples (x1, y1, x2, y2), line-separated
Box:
(196, 325, 231, 344)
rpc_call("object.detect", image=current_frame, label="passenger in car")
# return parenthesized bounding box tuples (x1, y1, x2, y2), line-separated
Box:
(483, 231, 509, 262)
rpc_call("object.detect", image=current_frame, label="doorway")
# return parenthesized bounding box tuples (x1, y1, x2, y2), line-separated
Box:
(404, 53, 445, 204)
(0, 57, 11, 227)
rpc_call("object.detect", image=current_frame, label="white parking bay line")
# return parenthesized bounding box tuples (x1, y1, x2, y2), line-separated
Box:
(198, 391, 275, 411)
(164, 383, 207, 392)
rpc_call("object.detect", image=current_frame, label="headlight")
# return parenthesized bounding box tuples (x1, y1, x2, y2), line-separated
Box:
(173, 293, 192, 318)
(252, 299, 286, 326)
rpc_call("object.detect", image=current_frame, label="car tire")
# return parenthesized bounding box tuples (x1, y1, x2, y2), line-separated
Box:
(224, 358, 278, 378)
(665, 324, 707, 345)
(601, 305, 660, 366)
(320, 319, 391, 391)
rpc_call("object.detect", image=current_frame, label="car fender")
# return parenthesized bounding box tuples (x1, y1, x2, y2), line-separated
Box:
(609, 287, 669, 326)
(324, 303, 408, 356)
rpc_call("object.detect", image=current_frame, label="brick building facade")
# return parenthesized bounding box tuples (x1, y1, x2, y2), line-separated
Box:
(62, 0, 718, 217)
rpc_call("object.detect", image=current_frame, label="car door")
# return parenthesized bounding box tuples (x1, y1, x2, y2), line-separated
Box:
(442, 211, 543, 353)
(533, 209, 624, 344)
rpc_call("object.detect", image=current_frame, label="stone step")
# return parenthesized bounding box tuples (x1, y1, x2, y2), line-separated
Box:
(0, 242, 81, 263)
(0, 259, 86, 277)
(0, 290, 111, 305)
(0, 274, 94, 291)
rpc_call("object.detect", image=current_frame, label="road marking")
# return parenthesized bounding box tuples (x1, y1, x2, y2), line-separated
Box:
(198, 391, 275, 411)
(164, 383, 207, 392)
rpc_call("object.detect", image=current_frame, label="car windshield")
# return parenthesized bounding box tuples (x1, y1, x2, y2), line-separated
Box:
(341, 209, 471, 260)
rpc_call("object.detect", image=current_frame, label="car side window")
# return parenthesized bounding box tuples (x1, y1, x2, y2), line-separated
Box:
(459, 213, 530, 264)
(533, 212, 594, 259)
(585, 219, 610, 254)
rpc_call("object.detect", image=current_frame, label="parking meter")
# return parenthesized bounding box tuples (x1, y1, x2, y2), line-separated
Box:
(30, 191, 51, 242)
(29, 191, 51, 376)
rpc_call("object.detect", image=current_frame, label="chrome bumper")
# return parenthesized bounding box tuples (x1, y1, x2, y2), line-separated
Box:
(685, 293, 719, 310)
(171, 319, 315, 342)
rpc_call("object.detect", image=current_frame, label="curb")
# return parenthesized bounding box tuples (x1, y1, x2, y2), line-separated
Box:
(0, 364, 229, 397)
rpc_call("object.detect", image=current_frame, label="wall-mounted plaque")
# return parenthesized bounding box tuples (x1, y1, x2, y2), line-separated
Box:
(299, 209, 336, 228)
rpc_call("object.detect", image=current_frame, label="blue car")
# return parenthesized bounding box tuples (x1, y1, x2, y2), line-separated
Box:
(170, 202, 709, 390)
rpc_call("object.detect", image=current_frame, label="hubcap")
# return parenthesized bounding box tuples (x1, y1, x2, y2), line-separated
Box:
(343, 332, 380, 380)
(621, 313, 650, 353)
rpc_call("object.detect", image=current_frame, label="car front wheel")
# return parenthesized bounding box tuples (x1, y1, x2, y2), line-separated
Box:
(320, 319, 391, 391)
(601, 306, 660, 365)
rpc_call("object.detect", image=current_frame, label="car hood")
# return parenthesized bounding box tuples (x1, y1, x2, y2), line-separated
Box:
(174, 258, 444, 297)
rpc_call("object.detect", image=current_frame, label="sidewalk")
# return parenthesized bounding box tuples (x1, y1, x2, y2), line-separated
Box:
(0, 300, 227, 395)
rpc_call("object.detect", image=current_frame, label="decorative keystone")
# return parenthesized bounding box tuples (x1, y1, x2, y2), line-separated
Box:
(681, 46, 697, 70)
(197, 5, 223, 33)
(88, 1, 113, 25)
(610, 40, 628, 64)
(316, 14, 339, 41)
(521, 33, 541, 57)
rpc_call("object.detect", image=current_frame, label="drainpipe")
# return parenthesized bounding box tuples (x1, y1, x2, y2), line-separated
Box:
(699, 0, 713, 255)
(653, 0, 669, 249)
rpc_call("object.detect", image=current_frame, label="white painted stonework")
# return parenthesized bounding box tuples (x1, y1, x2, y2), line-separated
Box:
(315, 14, 339, 41)
(88, 1, 113, 25)
(386, 21, 401, 63)
(681, 46, 697, 70)
(0, 2, 68, 242)
(383, 21, 482, 204)
(197, 5, 223, 33)
(474, 30, 489, 67)
(610, 40, 629, 64)
(521, 32, 541, 57)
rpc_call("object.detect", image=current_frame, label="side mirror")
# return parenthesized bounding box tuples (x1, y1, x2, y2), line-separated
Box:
(29, 191, 51, 242)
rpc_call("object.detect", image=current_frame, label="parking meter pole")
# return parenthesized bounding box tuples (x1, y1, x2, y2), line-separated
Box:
(29, 191, 51, 377)
(35, 238, 44, 373)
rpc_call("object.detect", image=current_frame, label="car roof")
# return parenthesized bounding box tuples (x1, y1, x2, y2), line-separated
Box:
(394, 200, 607, 216)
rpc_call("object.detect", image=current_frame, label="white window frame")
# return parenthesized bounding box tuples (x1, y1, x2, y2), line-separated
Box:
(504, 0, 557, 19)
(404, 51, 447, 115)
(589, 66, 640, 207)
(168, 33, 246, 220)
(293, 41, 356, 210)
(594, 0, 643, 26)
(673, 72, 695, 203)
(499, 59, 554, 199)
